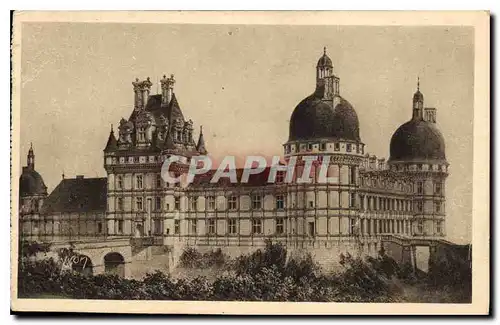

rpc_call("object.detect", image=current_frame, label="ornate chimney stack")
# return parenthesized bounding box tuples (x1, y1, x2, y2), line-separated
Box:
(160, 74, 176, 107)
(133, 78, 143, 110)
(142, 77, 153, 108)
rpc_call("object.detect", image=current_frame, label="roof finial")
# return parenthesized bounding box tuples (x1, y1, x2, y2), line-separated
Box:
(200, 125, 203, 134)
(110, 124, 113, 132)
(323, 46, 327, 55)
(417, 76, 420, 91)
(30, 142, 33, 150)
(62, 171, 65, 179)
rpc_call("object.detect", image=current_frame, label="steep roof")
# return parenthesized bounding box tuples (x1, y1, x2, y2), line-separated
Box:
(41, 177, 107, 214)
(189, 167, 279, 189)
(104, 129, 118, 152)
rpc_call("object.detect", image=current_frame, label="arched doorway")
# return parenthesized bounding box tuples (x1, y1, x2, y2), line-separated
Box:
(71, 254, 93, 276)
(104, 252, 125, 277)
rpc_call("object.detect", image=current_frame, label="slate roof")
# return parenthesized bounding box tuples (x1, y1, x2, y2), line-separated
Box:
(189, 167, 282, 188)
(41, 177, 107, 214)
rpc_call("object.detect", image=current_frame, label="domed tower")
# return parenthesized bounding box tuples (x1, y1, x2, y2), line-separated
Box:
(388, 79, 448, 239)
(283, 48, 365, 242)
(19, 144, 48, 240)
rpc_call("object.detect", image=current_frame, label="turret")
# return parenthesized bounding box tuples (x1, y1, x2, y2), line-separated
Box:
(27, 143, 35, 170)
(412, 77, 424, 120)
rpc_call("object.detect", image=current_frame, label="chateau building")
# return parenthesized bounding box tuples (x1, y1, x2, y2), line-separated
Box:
(101, 49, 448, 258)
(19, 49, 448, 264)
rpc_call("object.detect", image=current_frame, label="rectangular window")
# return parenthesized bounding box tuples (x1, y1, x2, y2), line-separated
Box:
(174, 197, 180, 211)
(417, 181, 423, 194)
(208, 219, 216, 234)
(117, 197, 124, 211)
(228, 219, 237, 234)
(136, 175, 143, 189)
(319, 143, 326, 151)
(118, 220, 123, 233)
(348, 166, 356, 185)
(308, 221, 315, 236)
(117, 176, 123, 189)
(334, 143, 340, 151)
(417, 201, 423, 212)
(155, 197, 162, 211)
(252, 195, 262, 210)
(436, 221, 443, 234)
(417, 220, 424, 234)
(98, 222, 102, 233)
(360, 195, 365, 210)
(307, 143, 313, 151)
(191, 220, 197, 235)
(228, 196, 238, 210)
(435, 182, 442, 195)
(174, 220, 180, 234)
(349, 218, 356, 235)
(276, 195, 285, 210)
(206, 196, 216, 210)
(276, 218, 284, 234)
(138, 128, 146, 142)
(346, 143, 352, 152)
(252, 219, 262, 234)
(190, 197, 198, 211)
(434, 201, 441, 213)
(136, 197, 143, 211)
(349, 193, 356, 208)
(134, 156, 139, 163)
(154, 219, 162, 235)
(276, 171, 285, 184)
(156, 174, 162, 188)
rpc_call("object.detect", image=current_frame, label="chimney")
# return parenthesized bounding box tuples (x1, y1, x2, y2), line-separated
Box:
(142, 77, 153, 107)
(161, 74, 175, 107)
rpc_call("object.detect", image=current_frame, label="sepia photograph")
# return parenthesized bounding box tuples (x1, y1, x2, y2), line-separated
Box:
(10, 11, 490, 315)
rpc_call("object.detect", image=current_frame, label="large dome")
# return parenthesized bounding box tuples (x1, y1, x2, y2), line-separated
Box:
(389, 119, 446, 163)
(288, 92, 360, 142)
(19, 167, 47, 197)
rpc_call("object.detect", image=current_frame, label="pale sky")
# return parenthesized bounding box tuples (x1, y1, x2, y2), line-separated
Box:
(19, 23, 474, 244)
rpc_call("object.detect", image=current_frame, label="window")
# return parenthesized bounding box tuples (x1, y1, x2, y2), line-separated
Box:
(308, 221, 315, 236)
(319, 143, 326, 151)
(349, 218, 356, 235)
(138, 127, 146, 142)
(308, 200, 314, 208)
(434, 201, 441, 213)
(252, 195, 262, 210)
(346, 143, 352, 152)
(191, 220, 197, 235)
(417, 164, 422, 171)
(416, 201, 423, 212)
(154, 219, 162, 235)
(117, 197, 124, 211)
(190, 197, 198, 211)
(117, 176, 123, 189)
(174, 197, 180, 211)
(208, 219, 216, 234)
(252, 219, 262, 234)
(276, 218, 284, 234)
(276, 171, 285, 184)
(334, 143, 340, 151)
(207, 196, 216, 210)
(416, 181, 423, 194)
(360, 195, 365, 210)
(307, 143, 313, 151)
(98, 222, 102, 233)
(436, 221, 443, 234)
(174, 220, 180, 234)
(228, 196, 238, 210)
(156, 174, 162, 188)
(136, 197, 143, 211)
(349, 193, 356, 208)
(348, 166, 356, 184)
(435, 182, 442, 195)
(118, 220, 123, 233)
(153, 197, 161, 211)
(417, 220, 424, 234)
(136, 175, 143, 189)
(276, 195, 285, 210)
(228, 219, 237, 234)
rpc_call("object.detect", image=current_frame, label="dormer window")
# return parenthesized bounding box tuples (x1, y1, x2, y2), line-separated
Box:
(307, 143, 313, 151)
(346, 143, 352, 152)
(319, 143, 326, 151)
(334, 143, 340, 151)
(138, 127, 146, 142)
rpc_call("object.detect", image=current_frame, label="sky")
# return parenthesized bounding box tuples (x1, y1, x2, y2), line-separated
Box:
(19, 23, 474, 244)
